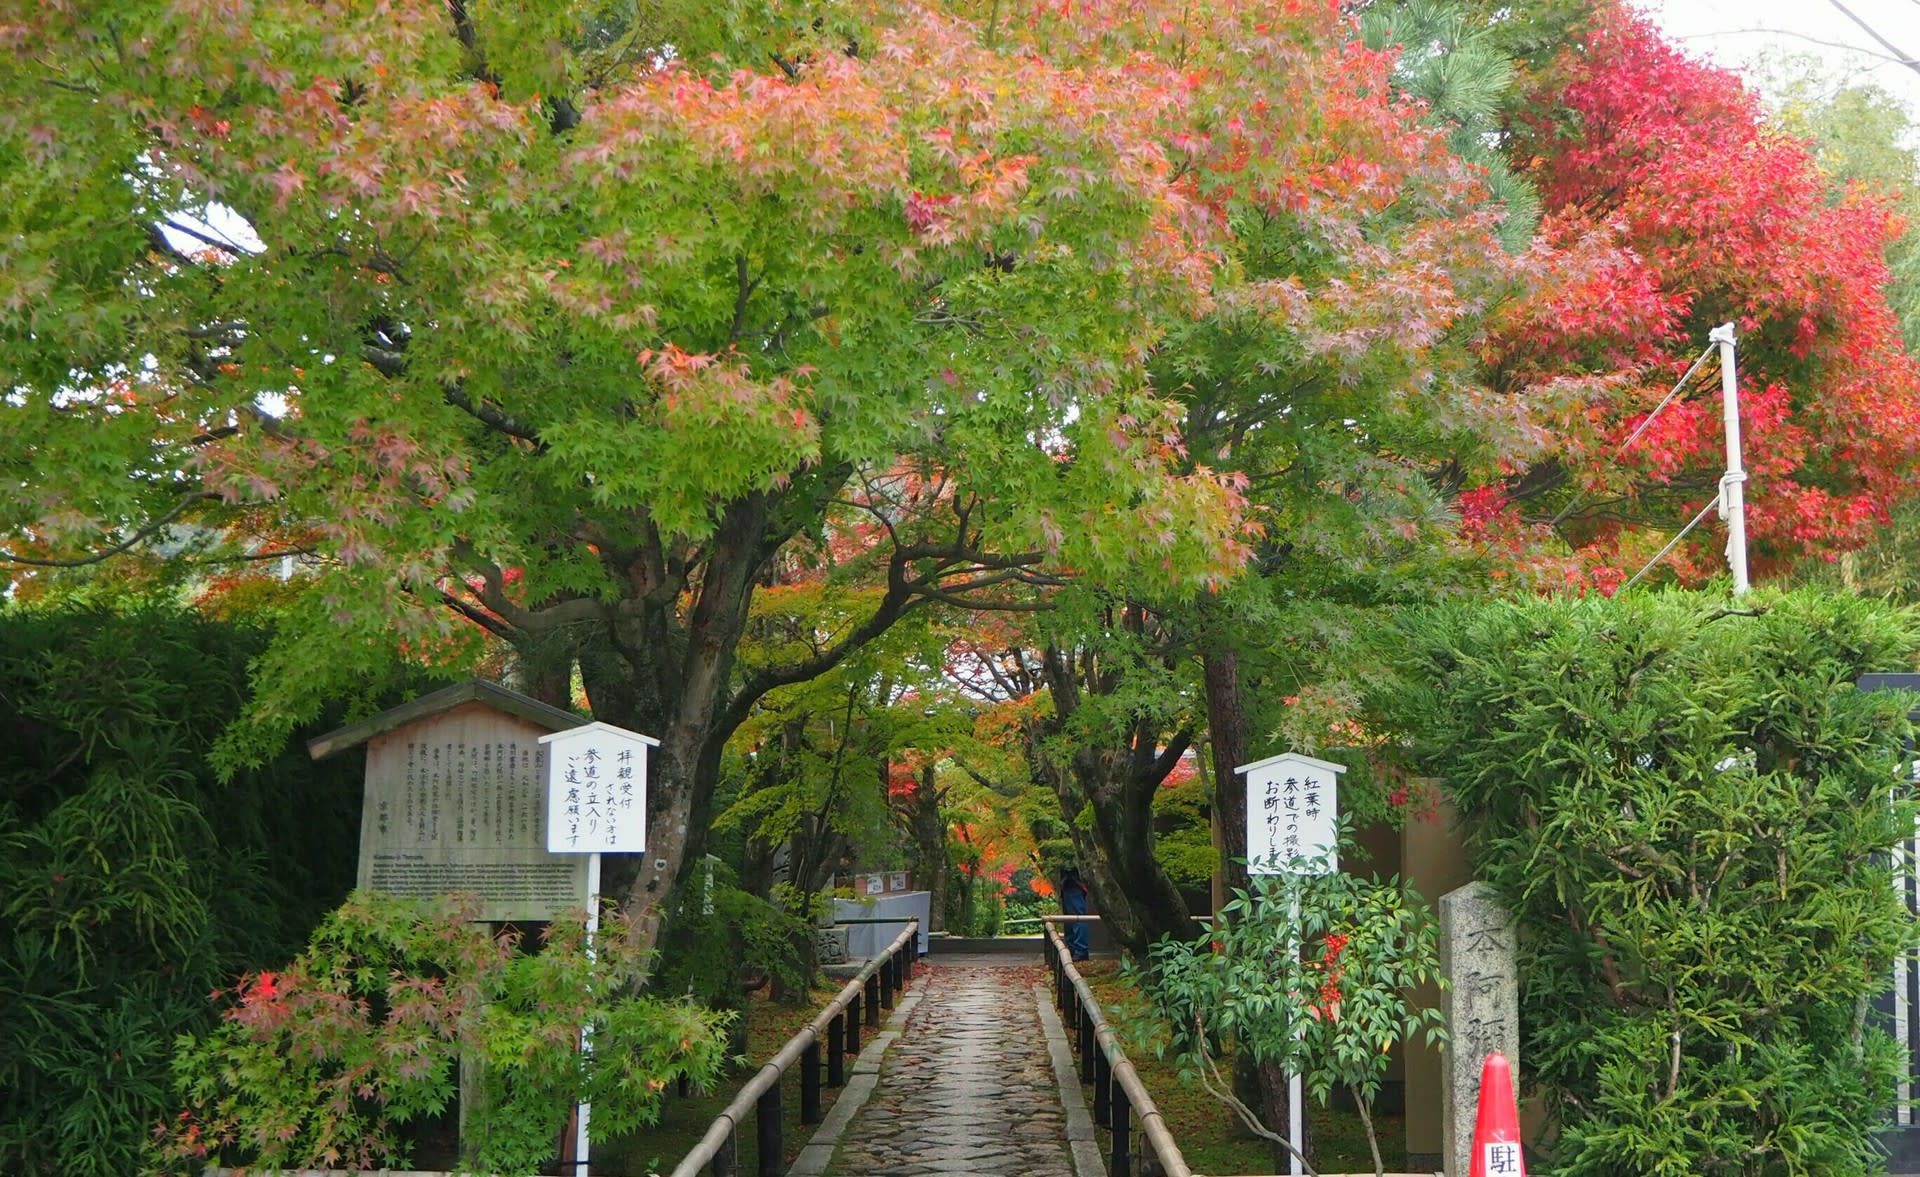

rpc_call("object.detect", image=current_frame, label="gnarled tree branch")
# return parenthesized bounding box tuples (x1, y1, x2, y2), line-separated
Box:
(1, 491, 214, 568)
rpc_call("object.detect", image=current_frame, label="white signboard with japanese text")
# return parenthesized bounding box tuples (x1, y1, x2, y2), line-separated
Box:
(1237, 751, 1344, 875)
(539, 722, 659, 854)
(1237, 748, 1348, 1176)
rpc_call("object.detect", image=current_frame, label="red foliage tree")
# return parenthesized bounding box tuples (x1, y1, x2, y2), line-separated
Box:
(1477, 2, 1920, 583)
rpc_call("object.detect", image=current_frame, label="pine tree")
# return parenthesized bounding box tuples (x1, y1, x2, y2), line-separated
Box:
(1361, 0, 1541, 250)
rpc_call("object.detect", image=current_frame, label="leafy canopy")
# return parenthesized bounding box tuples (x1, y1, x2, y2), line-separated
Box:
(0, 0, 1256, 762)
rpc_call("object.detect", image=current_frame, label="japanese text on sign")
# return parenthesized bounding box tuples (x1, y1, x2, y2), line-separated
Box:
(1237, 752, 1343, 875)
(540, 723, 657, 854)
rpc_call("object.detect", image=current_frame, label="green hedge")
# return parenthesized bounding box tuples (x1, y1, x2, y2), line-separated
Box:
(0, 604, 372, 1177)
(1384, 590, 1920, 1176)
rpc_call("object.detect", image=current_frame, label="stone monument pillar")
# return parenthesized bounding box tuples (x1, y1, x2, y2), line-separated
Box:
(1439, 880, 1519, 1177)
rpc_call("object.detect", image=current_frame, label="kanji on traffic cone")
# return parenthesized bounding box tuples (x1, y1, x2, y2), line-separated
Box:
(1469, 1052, 1525, 1177)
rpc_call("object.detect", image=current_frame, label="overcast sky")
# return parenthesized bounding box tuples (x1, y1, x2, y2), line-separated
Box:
(1645, 0, 1920, 121)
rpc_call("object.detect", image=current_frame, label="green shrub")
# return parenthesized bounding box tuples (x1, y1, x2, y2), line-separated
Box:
(1138, 864, 1446, 1177)
(1383, 589, 1920, 1176)
(151, 892, 730, 1175)
(650, 868, 815, 1007)
(0, 603, 371, 1177)
(1153, 773, 1218, 889)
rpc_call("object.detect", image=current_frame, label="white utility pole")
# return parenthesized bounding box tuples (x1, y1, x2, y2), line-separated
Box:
(1709, 322, 1750, 596)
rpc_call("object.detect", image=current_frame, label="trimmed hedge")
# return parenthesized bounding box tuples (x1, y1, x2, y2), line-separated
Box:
(1384, 590, 1920, 1176)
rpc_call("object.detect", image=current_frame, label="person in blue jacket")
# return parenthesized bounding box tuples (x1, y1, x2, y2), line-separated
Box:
(1060, 865, 1091, 961)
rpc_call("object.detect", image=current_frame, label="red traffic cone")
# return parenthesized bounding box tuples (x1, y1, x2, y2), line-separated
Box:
(1468, 1052, 1525, 1177)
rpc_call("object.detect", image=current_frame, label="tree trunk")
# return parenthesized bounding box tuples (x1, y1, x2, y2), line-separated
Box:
(905, 763, 949, 933)
(772, 916, 819, 1002)
(1069, 771, 1193, 958)
(1255, 1060, 1310, 1173)
(958, 862, 976, 934)
(1207, 737, 1227, 918)
(738, 721, 804, 903)
(513, 648, 575, 712)
(572, 495, 779, 959)
(1203, 648, 1252, 899)
(1032, 737, 1192, 959)
(577, 642, 727, 958)
(1028, 641, 1194, 960)
(777, 802, 852, 1001)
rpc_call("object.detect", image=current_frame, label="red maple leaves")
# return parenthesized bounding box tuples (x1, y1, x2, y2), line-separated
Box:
(1480, 2, 1920, 579)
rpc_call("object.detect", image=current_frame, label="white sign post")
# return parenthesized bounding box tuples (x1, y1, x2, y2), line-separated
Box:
(1236, 751, 1346, 1177)
(540, 721, 659, 1175)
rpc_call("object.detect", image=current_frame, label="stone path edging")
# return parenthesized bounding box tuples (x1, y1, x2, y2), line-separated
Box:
(783, 985, 923, 1177)
(1034, 981, 1107, 1177)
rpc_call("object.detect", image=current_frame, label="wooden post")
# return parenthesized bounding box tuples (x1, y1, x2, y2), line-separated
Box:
(801, 1042, 823, 1125)
(1078, 1004, 1095, 1083)
(827, 1016, 845, 1086)
(1093, 1049, 1111, 1127)
(1210, 761, 1228, 919)
(458, 1047, 486, 1167)
(755, 1084, 782, 1177)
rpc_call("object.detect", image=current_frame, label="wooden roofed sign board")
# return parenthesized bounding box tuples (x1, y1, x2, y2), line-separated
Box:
(309, 679, 596, 922)
(313, 683, 659, 1174)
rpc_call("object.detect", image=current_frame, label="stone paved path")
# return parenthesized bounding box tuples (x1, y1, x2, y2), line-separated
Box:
(818, 960, 1078, 1177)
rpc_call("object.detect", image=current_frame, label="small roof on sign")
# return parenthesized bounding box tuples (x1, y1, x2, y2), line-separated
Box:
(307, 678, 583, 761)
(538, 721, 661, 747)
(1234, 751, 1348, 777)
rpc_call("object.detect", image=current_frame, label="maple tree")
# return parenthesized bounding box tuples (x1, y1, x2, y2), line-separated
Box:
(0, 0, 1258, 947)
(1468, 1, 1920, 584)
(941, 0, 1539, 968)
(154, 893, 729, 1175)
(899, 4, 1543, 1152)
(713, 583, 975, 987)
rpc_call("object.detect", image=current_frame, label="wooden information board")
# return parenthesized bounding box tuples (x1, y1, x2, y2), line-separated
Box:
(312, 681, 590, 922)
